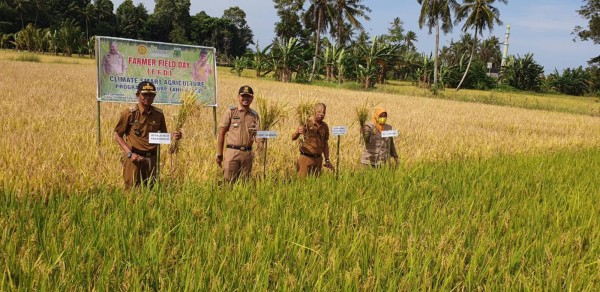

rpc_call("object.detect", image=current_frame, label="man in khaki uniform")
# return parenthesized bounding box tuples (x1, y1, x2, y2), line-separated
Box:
(216, 85, 260, 183)
(292, 103, 334, 177)
(114, 81, 181, 188)
(102, 41, 127, 75)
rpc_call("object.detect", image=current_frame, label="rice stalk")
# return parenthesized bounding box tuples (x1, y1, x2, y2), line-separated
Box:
(296, 99, 317, 144)
(169, 90, 201, 154)
(296, 100, 316, 127)
(256, 95, 290, 131)
(355, 100, 370, 144)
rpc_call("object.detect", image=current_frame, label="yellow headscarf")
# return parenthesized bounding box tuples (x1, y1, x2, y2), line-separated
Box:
(373, 106, 387, 132)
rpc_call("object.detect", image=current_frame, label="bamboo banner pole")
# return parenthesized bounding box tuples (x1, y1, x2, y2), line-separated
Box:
(336, 135, 341, 180)
(213, 107, 217, 137)
(331, 126, 347, 179)
(97, 101, 101, 145)
(263, 139, 268, 179)
(156, 143, 161, 184)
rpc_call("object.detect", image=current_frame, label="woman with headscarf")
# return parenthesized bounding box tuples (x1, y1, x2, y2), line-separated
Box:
(360, 106, 399, 167)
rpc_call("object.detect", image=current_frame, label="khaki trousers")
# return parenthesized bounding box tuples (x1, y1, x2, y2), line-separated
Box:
(122, 153, 157, 189)
(223, 149, 253, 183)
(296, 155, 323, 178)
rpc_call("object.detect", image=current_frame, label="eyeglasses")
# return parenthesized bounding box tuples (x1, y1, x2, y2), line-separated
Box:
(141, 93, 156, 98)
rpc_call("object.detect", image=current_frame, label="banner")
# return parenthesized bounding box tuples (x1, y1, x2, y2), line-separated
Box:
(96, 36, 217, 106)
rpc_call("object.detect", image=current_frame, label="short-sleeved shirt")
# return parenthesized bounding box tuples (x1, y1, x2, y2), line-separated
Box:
(300, 120, 329, 155)
(114, 104, 167, 152)
(220, 106, 260, 147)
(103, 53, 127, 74)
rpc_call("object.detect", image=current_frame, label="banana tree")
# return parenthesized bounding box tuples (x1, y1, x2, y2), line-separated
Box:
(12, 24, 44, 52)
(413, 53, 434, 86)
(269, 37, 304, 82)
(322, 43, 345, 82)
(335, 48, 347, 83)
(356, 63, 377, 88)
(0, 33, 13, 49)
(43, 29, 59, 55)
(395, 50, 421, 81)
(356, 36, 396, 88)
(250, 42, 272, 77)
(230, 56, 249, 77)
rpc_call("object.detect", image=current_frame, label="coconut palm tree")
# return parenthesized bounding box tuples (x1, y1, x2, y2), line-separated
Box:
(305, 0, 333, 81)
(331, 0, 371, 47)
(57, 19, 83, 57)
(417, 0, 459, 88)
(455, 0, 507, 91)
(83, 3, 95, 40)
(14, 0, 30, 30)
(479, 36, 501, 68)
(403, 30, 418, 51)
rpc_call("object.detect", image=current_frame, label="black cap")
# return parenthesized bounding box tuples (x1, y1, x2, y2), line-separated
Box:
(238, 85, 254, 96)
(137, 81, 156, 94)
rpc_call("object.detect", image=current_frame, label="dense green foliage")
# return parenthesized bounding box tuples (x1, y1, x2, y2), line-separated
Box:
(417, 0, 459, 87)
(574, 0, 600, 50)
(589, 65, 600, 96)
(444, 59, 496, 90)
(453, 0, 507, 90)
(0, 0, 254, 60)
(547, 67, 592, 96)
(500, 54, 545, 92)
(2, 149, 599, 289)
(1, 0, 598, 95)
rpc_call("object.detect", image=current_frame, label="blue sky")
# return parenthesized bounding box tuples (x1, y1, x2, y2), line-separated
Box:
(115, 0, 597, 73)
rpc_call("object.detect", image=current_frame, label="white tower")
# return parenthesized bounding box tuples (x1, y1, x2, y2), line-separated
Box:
(501, 25, 510, 67)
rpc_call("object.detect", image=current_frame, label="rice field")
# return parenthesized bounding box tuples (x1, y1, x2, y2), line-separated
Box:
(1, 56, 600, 192)
(1, 53, 599, 289)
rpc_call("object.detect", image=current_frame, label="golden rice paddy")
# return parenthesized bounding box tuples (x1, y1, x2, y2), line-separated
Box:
(1, 56, 600, 193)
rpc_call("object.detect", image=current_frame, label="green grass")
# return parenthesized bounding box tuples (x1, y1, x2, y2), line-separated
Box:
(0, 49, 94, 65)
(224, 66, 600, 117)
(13, 53, 40, 62)
(2, 148, 599, 289)
(376, 80, 600, 117)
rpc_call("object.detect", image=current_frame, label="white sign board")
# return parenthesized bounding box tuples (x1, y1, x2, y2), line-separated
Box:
(256, 131, 278, 139)
(381, 130, 398, 138)
(332, 126, 347, 136)
(149, 132, 171, 144)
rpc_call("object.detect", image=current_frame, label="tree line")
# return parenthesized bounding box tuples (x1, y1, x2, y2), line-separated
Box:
(1, 0, 599, 97)
(0, 0, 253, 59)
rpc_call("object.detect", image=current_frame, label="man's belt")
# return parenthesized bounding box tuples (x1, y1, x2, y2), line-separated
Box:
(301, 151, 322, 158)
(227, 145, 252, 151)
(131, 147, 157, 157)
